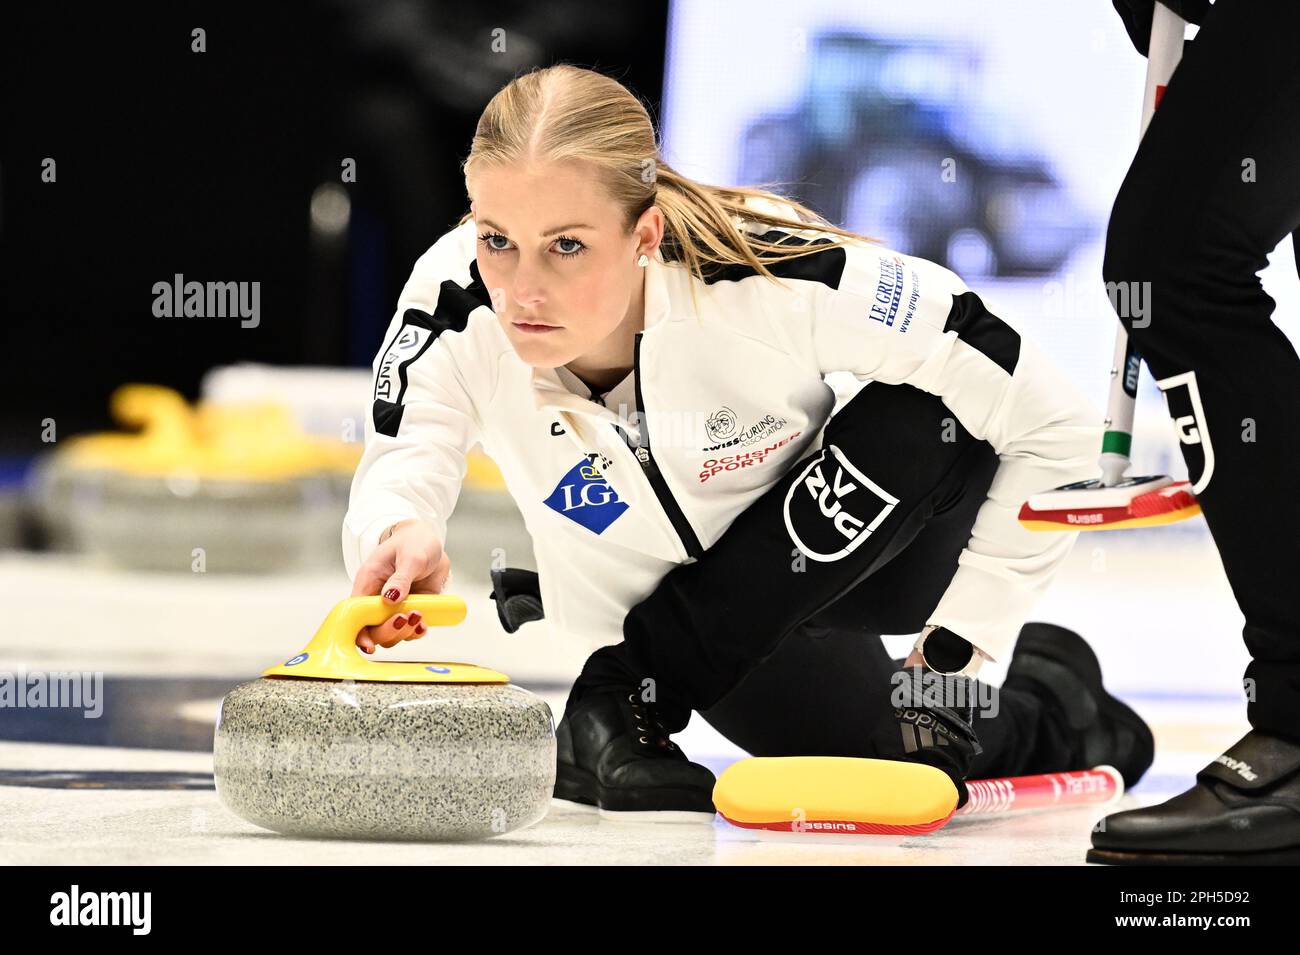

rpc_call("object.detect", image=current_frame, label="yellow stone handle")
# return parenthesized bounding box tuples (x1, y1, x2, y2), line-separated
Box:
(261, 593, 511, 683)
(290, 593, 467, 668)
(320, 594, 464, 645)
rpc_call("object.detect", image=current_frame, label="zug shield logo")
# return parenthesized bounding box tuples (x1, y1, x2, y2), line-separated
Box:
(544, 459, 629, 534)
(783, 444, 898, 561)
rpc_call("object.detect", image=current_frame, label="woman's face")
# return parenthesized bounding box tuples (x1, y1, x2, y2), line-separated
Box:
(470, 160, 655, 369)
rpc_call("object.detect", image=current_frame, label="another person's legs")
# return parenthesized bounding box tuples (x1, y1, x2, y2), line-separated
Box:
(1095, 0, 1300, 862)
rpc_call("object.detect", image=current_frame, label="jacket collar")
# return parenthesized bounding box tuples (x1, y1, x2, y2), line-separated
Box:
(530, 252, 674, 416)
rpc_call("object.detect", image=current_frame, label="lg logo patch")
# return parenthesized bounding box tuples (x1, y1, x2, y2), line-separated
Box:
(783, 444, 898, 561)
(543, 459, 628, 535)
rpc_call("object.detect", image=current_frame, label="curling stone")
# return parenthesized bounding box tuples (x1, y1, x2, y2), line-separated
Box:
(34, 383, 361, 572)
(213, 594, 556, 840)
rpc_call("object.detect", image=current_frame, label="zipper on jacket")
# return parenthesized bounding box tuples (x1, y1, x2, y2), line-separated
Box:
(611, 332, 704, 560)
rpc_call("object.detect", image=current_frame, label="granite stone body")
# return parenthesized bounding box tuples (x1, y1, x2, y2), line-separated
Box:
(214, 677, 556, 840)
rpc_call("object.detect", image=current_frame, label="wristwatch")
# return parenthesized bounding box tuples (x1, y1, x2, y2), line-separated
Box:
(914, 625, 981, 677)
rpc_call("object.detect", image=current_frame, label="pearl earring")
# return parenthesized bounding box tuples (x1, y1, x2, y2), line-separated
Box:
(637, 253, 649, 267)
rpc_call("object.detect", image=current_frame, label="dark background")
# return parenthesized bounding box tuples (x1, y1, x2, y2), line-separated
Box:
(0, 1, 669, 456)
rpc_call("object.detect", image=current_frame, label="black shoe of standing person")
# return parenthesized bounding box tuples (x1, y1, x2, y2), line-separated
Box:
(1003, 622, 1155, 789)
(1088, 730, 1300, 865)
(870, 664, 983, 809)
(553, 688, 717, 818)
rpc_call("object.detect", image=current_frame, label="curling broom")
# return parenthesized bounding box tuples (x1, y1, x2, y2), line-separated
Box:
(713, 756, 1123, 835)
(1019, 3, 1201, 533)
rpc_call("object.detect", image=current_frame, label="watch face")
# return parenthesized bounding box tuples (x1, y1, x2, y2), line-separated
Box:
(923, 627, 975, 674)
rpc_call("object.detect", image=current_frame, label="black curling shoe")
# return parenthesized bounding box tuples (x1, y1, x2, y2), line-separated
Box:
(1089, 730, 1300, 865)
(1004, 621, 1155, 789)
(553, 688, 717, 818)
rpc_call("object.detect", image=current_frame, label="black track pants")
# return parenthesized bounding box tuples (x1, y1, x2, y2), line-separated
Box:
(567, 381, 1075, 778)
(1102, 0, 1300, 739)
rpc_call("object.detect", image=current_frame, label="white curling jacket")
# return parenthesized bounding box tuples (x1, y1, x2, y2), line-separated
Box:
(342, 200, 1101, 661)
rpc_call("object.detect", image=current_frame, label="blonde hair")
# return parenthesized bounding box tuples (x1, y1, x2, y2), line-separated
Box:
(457, 63, 879, 306)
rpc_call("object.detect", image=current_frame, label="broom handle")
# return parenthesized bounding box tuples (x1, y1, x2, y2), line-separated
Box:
(1100, 3, 1188, 486)
(955, 765, 1124, 815)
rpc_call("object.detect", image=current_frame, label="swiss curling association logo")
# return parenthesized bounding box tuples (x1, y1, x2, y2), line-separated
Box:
(702, 405, 788, 452)
(704, 406, 739, 444)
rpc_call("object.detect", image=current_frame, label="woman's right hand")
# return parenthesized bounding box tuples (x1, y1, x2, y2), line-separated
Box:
(349, 519, 452, 653)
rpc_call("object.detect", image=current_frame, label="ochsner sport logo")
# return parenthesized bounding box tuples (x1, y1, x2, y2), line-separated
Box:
(699, 430, 802, 484)
(783, 444, 898, 561)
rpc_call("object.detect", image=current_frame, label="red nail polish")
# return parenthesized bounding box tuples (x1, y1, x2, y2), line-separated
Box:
(408, 612, 422, 626)
(393, 616, 407, 629)
(384, 588, 400, 601)
(415, 625, 426, 635)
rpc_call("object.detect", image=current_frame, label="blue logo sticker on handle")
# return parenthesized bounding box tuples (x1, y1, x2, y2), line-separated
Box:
(285, 653, 309, 666)
(425, 665, 451, 674)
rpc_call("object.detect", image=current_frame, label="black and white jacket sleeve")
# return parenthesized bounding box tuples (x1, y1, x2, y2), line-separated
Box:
(341, 229, 490, 582)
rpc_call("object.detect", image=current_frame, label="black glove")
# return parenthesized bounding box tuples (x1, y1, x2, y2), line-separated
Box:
(488, 566, 545, 633)
(1111, 0, 1211, 56)
(870, 665, 983, 810)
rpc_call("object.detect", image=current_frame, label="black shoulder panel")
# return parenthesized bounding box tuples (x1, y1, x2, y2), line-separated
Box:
(699, 229, 847, 289)
(944, 290, 1020, 376)
(371, 257, 491, 437)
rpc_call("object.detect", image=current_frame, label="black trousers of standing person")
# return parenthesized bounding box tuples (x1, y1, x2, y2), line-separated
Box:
(1102, 0, 1300, 740)
(566, 380, 1076, 780)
